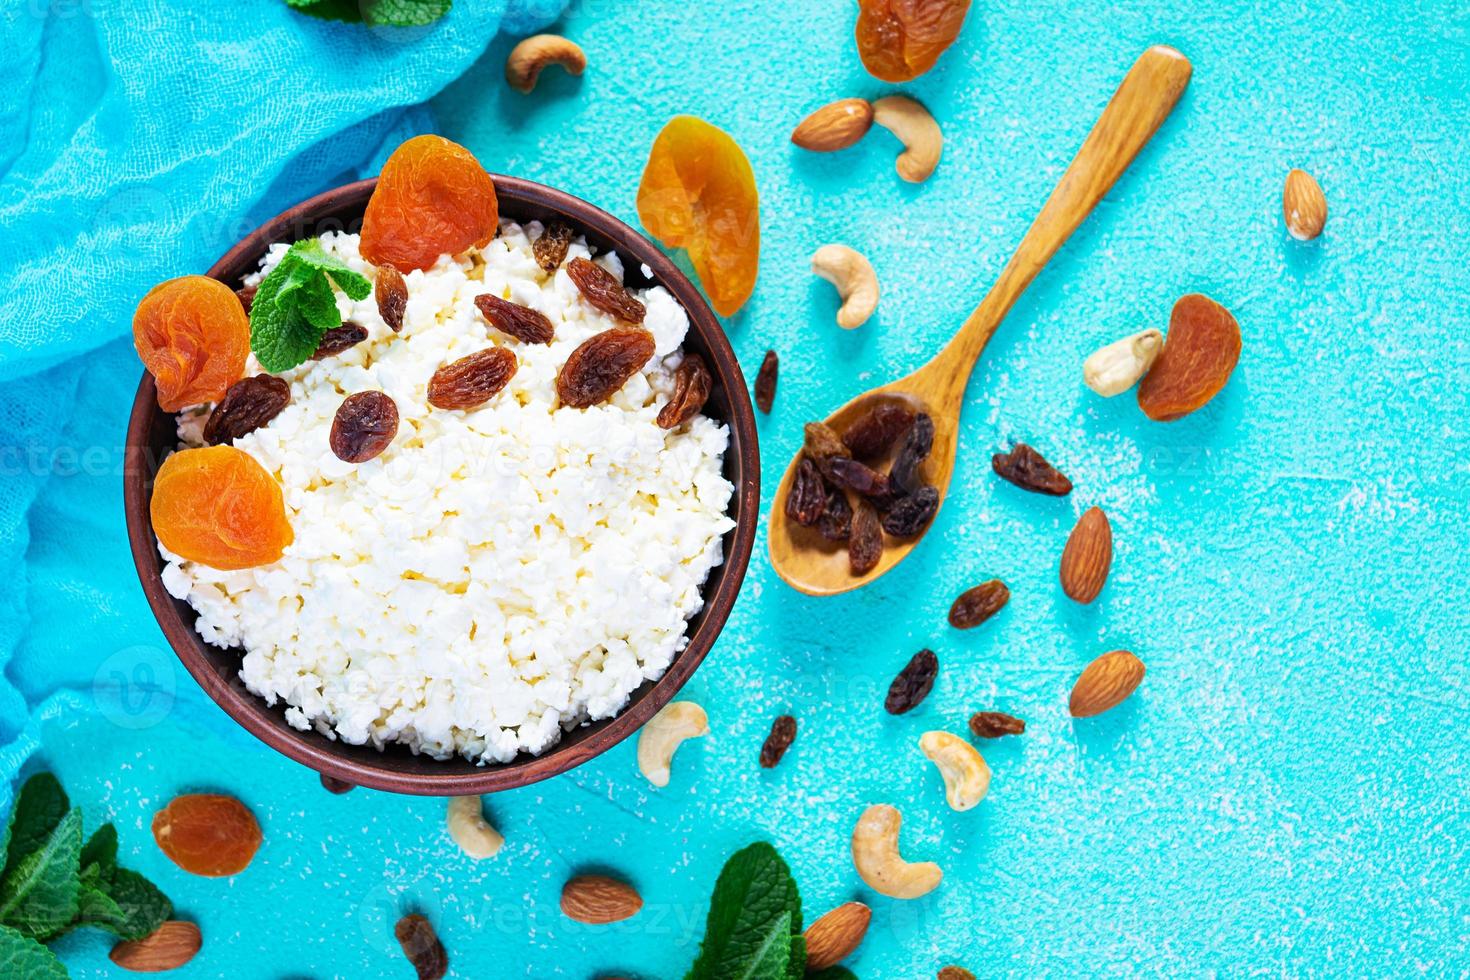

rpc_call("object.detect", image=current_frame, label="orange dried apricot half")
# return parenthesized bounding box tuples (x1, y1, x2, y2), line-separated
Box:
(636, 116, 760, 318)
(361, 135, 499, 273)
(856, 0, 974, 83)
(133, 275, 250, 412)
(150, 445, 293, 570)
(1137, 294, 1242, 421)
(153, 793, 262, 877)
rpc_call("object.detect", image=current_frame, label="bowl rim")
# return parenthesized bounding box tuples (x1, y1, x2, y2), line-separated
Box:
(123, 174, 760, 796)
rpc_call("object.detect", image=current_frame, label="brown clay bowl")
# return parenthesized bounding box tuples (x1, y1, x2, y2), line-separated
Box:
(123, 176, 760, 796)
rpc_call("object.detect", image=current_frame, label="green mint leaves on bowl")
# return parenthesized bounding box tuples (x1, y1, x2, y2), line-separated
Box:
(249, 239, 372, 373)
(283, 0, 452, 27)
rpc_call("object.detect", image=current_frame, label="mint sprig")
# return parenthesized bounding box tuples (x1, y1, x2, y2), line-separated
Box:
(249, 239, 372, 373)
(284, 0, 451, 27)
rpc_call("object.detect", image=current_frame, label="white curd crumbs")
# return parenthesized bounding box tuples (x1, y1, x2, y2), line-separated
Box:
(159, 225, 735, 764)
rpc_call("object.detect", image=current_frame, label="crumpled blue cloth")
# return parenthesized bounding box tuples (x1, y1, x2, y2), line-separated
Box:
(0, 0, 570, 809)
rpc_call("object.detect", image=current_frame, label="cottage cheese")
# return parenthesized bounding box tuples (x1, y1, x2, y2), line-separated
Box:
(160, 226, 735, 763)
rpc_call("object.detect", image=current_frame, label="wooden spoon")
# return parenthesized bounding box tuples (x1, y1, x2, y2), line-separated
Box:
(769, 45, 1192, 596)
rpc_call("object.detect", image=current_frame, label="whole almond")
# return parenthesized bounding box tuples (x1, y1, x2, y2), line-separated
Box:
(792, 98, 874, 151)
(1069, 649, 1146, 718)
(1282, 168, 1327, 241)
(561, 874, 643, 924)
(804, 901, 872, 970)
(939, 969, 977, 980)
(1059, 507, 1112, 604)
(109, 921, 202, 972)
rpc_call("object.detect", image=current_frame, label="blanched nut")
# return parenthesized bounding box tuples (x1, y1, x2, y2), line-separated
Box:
(1084, 328, 1163, 397)
(919, 731, 991, 812)
(850, 804, 942, 899)
(811, 245, 879, 329)
(871, 96, 942, 183)
(637, 701, 708, 787)
(446, 795, 504, 859)
(505, 34, 587, 93)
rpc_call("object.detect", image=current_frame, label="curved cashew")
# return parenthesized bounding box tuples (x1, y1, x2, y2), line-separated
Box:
(871, 96, 942, 183)
(446, 795, 504, 859)
(919, 731, 991, 812)
(505, 35, 587, 94)
(1083, 328, 1163, 397)
(811, 245, 879, 329)
(637, 701, 708, 787)
(850, 804, 942, 899)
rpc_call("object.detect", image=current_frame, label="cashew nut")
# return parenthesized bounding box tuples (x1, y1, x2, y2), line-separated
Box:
(850, 804, 942, 899)
(1083, 328, 1163, 397)
(446, 795, 503, 859)
(811, 245, 879, 329)
(637, 700, 708, 787)
(919, 731, 991, 812)
(871, 96, 942, 183)
(505, 35, 587, 94)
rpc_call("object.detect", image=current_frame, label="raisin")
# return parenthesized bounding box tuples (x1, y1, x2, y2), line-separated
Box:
(394, 914, 448, 980)
(533, 221, 574, 272)
(150, 446, 293, 570)
(889, 412, 934, 495)
(848, 498, 883, 575)
(991, 443, 1072, 495)
(567, 257, 647, 323)
(312, 321, 369, 359)
(753, 350, 778, 413)
(152, 794, 261, 877)
(657, 352, 713, 429)
(320, 774, 356, 794)
(475, 293, 555, 345)
(361, 135, 498, 273)
(236, 283, 258, 313)
(815, 485, 853, 541)
(856, 0, 974, 83)
(759, 715, 797, 768)
(842, 400, 916, 459)
(881, 485, 938, 536)
(948, 579, 1009, 629)
(556, 326, 656, 408)
(134, 276, 250, 412)
(885, 648, 938, 714)
(428, 347, 517, 410)
(203, 374, 290, 446)
(785, 458, 826, 526)
(376, 266, 408, 332)
(330, 391, 398, 463)
(802, 421, 847, 478)
(968, 711, 1025, 739)
(828, 456, 890, 499)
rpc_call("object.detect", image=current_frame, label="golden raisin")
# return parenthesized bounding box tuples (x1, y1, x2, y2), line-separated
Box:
(361, 135, 499, 273)
(636, 116, 760, 317)
(856, 0, 974, 83)
(133, 276, 250, 412)
(152, 793, 261, 877)
(150, 446, 292, 570)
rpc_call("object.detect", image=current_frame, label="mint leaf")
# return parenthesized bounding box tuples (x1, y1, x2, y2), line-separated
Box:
(0, 923, 67, 980)
(809, 968, 858, 980)
(3, 775, 68, 883)
(73, 868, 169, 941)
(79, 825, 117, 878)
(289, 240, 372, 301)
(284, 0, 451, 26)
(249, 240, 372, 372)
(0, 808, 81, 939)
(284, 0, 363, 20)
(685, 842, 804, 980)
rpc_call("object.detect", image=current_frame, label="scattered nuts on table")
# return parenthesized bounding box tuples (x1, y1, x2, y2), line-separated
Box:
(939, 968, 977, 980)
(637, 700, 709, 787)
(803, 901, 872, 971)
(561, 874, 644, 924)
(851, 803, 943, 899)
(919, 730, 991, 811)
(109, 921, 202, 973)
(1070, 649, 1146, 718)
(1083, 328, 1163, 397)
(791, 98, 875, 151)
(1282, 168, 1327, 241)
(1059, 506, 1112, 604)
(811, 244, 879, 328)
(505, 34, 587, 93)
(446, 795, 504, 859)
(871, 95, 943, 183)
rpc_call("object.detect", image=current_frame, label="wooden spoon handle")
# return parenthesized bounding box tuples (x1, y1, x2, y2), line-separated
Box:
(938, 45, 1192, 373)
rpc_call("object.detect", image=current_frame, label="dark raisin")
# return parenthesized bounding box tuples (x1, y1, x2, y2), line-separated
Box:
(375, 266, 408, 332)
(992, 443, 1072, 495)
(785, 458, 826, 526)
(759, 715, 797, 768)
(969, 711, 1025, 738)
(880, 485, 939, 536)
(656, 353, 712, 429)
(475, 293, 555, 345)
(802, 421, 846, 478)
(842, 400, 916, 459)
(319, 774, 356, 794)
(534, 221, 574, 272)
(556, 326, 656, 408)
(848, 498, 883, 575)
(312, 321, 369, 359)
(815, 485, 852, 541)
(885, 648, 938, 714)
(203, 374, 289, 446)
(567, 257, 646, 323)
(754, 350, 777, 413)
(828, 456, 890, 499)
(889, 412, 934, 495)
(948, 579, 1010, 629)
(236, 283, 258, 314)
(330, 391, 398, 463)
(428, 347, 518, 410)
(394, 914, 448, 980)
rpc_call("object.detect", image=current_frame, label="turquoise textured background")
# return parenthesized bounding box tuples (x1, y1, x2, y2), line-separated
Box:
(6, 0, 1470, 977)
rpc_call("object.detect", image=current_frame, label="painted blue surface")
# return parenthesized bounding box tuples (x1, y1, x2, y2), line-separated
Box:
(3, 0, 1468, 977)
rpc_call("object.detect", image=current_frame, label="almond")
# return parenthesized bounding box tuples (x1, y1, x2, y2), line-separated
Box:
(560, 874, 643, 924)
(1282, 168, 1327, 241)
(1136, 294, 1241, 422)
(1069, 649, 1146, 717)
(109, 921, 202, 973)
(1059, 507, 1112, 604)
(791, 98, 874, 152)
(803, 901, 872, 970)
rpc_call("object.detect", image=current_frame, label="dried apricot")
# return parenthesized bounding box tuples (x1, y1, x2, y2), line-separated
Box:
(133, 276, 250, 412)
(360, 135, 499, 273)
(856, 0, 974, 83)
(150, 446, 292, 570)
(636, 116, 759, 317)
(1137, 294, 1241, 421)
(152, 793, 261, 877)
